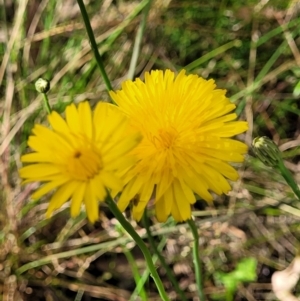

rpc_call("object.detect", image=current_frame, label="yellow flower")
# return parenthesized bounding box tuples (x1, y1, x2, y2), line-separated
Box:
(19, 102, 141, 223)
(110, 69, 248, 222)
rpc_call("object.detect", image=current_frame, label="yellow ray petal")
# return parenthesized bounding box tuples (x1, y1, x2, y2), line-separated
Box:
(70, 183, 86, 217)
(84, 182, 99, 223)
(155, 187, 173, 222)
(19, 164, 61, 179)
(46, 181, 78, 217)
(65, 103, 80, 133)
(48, 110, 70, 135)
(99, 171, 123, 192)
(78, 101, 93, 140)
(31, 177, 69, 200)
(169, 179, 192, 221)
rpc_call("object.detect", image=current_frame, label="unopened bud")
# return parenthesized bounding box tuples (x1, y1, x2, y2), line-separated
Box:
(35, 78, 50, 93)
(252, 136, 282, 168)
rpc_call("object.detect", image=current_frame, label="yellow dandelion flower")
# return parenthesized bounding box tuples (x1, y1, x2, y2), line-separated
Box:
(19, 101, 141, 223)
(110, 69, 248, 222)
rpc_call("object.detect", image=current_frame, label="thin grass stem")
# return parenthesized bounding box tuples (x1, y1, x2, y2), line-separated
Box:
(74, 289, 84, 301)
(127, 0, 152, 80)
(76, 0, 113, 94)
(123, 246, 148, 301)
(16, 234, 133, 275)
(184, 40, 241, 72)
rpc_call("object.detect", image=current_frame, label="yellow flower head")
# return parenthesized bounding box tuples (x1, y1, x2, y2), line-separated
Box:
(19, 102, 141, 223)
(110, 69, 248, 222)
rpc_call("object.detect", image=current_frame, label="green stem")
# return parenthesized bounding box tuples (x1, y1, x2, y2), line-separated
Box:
(278, 161, 300, 200)
(42, 93, 51, 114)
(105, 194, 170, 301)
(142, 213, 188, 301)
(187, 219, 205, 301)
(76, 0, 113, 93)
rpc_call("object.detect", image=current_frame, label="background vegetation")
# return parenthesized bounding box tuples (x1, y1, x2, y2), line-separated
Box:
(1, 0, 300, 300)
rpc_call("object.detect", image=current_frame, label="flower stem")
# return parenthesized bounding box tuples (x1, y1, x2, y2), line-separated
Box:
(187, 219, 205, 301)
(76, 0, 113, 93)
(42, 93, 51, 114)
(142, 213, 188, 301)
(105, 194, 170, 301)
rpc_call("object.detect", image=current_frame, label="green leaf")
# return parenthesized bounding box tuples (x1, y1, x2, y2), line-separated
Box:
(232, 257, 257, 282)
(215, 257, 257, 299)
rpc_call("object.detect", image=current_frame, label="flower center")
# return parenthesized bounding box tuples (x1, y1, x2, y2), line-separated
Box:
(67, 144, 102, 181)
(153, 127, 178, 150)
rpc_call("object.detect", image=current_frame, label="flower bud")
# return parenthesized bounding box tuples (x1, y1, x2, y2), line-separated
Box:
(35, 78, 50, 93)
(252, 136, 282, 167)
